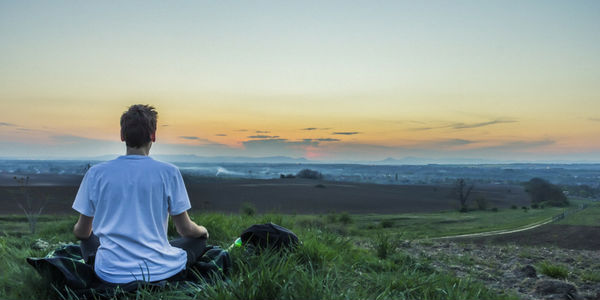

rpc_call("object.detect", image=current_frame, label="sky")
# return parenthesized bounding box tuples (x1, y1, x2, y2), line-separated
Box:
(1, 1, 599, 162)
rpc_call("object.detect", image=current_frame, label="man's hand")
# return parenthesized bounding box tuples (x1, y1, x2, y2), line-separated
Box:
(73, 214, 93, 240)
(172, 211, 209, 239)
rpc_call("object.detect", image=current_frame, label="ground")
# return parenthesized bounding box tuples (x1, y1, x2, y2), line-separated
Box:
(1, 175, 599, 299)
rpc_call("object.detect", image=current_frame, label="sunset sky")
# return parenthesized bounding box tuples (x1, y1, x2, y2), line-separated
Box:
(1, 1, 599, 162)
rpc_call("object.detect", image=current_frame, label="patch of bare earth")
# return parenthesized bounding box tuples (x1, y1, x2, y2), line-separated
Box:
(400, 240, 600, 300)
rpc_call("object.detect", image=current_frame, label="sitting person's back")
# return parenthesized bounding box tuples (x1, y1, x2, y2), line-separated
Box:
(72, 104, 208, 284)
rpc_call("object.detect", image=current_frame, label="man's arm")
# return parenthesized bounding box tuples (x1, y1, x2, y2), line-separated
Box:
(172, 211, 209, 239)
(73, 214, 93, 240)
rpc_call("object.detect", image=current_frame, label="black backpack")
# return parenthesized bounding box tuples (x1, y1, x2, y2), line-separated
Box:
(240, 223, 299, 250)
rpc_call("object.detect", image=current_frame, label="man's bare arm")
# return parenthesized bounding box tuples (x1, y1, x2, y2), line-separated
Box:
(73, 214, 93, 240)
(172, 211, 209, 239)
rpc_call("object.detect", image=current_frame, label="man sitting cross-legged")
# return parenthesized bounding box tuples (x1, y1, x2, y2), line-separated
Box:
(72, 104, 209, 284)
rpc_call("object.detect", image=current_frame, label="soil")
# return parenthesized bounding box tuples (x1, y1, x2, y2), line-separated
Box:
(400, 240, 600, 300)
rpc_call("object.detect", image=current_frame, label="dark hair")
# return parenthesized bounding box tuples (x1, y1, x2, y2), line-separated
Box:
(120, 104, 158, 148)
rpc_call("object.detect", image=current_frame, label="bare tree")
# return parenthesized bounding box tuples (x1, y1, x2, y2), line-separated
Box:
(454, 178, 474, 212)
(13, 176, 46, 234)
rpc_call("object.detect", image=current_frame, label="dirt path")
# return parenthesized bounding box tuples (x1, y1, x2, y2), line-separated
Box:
(430, 204, 589, 240)
(431, 217, 555, 240)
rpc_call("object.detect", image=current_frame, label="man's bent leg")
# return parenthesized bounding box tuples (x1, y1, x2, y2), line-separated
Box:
(170, 237, 207, 265)
(80, 232, 100, 265)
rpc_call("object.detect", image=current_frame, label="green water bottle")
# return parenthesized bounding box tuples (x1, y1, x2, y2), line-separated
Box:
(228, 237, 242, 250)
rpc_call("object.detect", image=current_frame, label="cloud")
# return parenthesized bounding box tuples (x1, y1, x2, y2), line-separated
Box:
(589, 118, 600, 122)
(215, 133, 227, 136)
(0, 122, 16, 127)
(409, 119, 517, 131)
(248, 135, 280, 139)
(450, 120, 516, 129)
(235, 129, 248, 132)
(316, 138, 340, 142)
(423, 139, 475, 148)
(301, 127, 331, 131)
(178, 136, 224, 146)
(255, 130, 270, 133)
(333, 132, 360, 135)
(161, 124, 169, 127)
(242, 138, 319, 156)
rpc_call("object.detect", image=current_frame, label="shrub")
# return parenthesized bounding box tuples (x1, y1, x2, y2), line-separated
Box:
(296, 169, 322, 179)
(538, 261, 568, 279)
(374, 233, 394, 259)
(524, 178, 569, 207)
(380, 220, 394, 228)
(315, 184, 326, 188)
(511, 205, 517, 209)
(241, 202, 256, 216)
(338, 212, 353, 225)
(531, 203, 539, 209)
(491, 207, 499, 212)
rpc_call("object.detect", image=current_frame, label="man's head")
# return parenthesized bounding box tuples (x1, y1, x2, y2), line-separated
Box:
(120, 104, 158, 148)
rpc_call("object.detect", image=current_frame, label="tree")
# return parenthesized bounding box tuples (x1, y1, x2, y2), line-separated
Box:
(454, 178, 474, 212)
(524, 178, 569, 207)
(13, 176, 47, 234)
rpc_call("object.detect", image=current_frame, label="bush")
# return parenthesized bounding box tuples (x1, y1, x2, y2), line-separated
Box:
(491, 207, 499, 212)
(538, 261, 568, 279)
(380, 220, 394, 228)
(315, 184, 326, 188)
(531, 203, 539, 209)
(296, 169, 323, 179)
(338, 212, 353, 225)
(241, 202, 256, 216)
(280, 174, 295, 179)
(374, 233, 394, 259)
(524, 178, 569, 207)
(511, 205, 517, 209)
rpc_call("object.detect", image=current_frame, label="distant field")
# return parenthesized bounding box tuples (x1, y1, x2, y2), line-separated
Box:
(0, 174, 530, 214)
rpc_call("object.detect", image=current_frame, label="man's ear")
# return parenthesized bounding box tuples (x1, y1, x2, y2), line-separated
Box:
(151, 132, 156, 142)
(120, 132, 125, 142)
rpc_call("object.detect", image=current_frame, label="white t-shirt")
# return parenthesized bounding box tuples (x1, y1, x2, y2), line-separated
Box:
(72, 155, 191, 284)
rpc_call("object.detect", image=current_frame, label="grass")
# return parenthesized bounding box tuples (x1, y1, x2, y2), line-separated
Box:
(0, 212, 517, 300)
(581, 270, 600, 283)
(537, 261, 569, 279)
(556, 201, 600, 226)
(351, 206, 566, 240)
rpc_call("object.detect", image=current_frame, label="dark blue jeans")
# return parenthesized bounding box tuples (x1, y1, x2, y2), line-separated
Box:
(80, 232, 207, 282)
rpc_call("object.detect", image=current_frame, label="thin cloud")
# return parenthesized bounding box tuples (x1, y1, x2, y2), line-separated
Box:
(333, 132, 360, 135)
(409, 119, 516, 131)
(255, 130, 270, 133)
(161, 124, 169, 127)
(215, 133, 227, 136)
(180, 136, 200, 140)
(589, 118, 600, 122)
(0, 122, 16, 127)
(301, 127, 331, 131)
(235, 129, 248, 132)
(178, 136, 224, 145)
(248, 135, 280, 139)
(316, 138, 340, 142)
(451, 119, 516, 129)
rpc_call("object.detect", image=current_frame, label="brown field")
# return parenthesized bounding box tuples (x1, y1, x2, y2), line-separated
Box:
(0, 173, 530, 214)
(455, 224, 600, 250)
